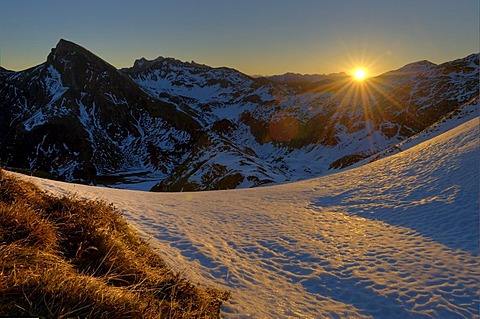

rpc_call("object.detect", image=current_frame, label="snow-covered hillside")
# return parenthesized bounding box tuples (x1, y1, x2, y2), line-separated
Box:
(15, 117, 479, 318)
(2, 40, 477, 191)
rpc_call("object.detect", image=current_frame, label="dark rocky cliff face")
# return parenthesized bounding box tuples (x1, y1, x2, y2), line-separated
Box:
(1, 40, 478, 190)
(0, 39, 202, 182)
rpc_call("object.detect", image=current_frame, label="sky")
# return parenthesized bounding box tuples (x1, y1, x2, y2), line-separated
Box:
(0, 0, 478, 76)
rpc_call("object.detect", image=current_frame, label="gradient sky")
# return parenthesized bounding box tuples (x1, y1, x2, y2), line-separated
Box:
(0, 0, 478, 76)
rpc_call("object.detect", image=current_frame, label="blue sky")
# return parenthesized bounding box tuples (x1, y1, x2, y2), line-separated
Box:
(0, 0, 478, 75)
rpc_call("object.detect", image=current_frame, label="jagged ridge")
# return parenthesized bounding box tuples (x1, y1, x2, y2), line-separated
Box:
(0, 40, 478, 191)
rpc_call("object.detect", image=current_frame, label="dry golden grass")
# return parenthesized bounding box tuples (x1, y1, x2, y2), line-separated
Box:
(0, 169, 228, 318)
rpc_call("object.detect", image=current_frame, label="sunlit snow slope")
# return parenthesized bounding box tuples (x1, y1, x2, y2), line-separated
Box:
(18, 118, 479, 318)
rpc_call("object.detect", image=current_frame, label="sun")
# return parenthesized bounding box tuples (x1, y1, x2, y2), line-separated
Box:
(353, 68, 367, 81)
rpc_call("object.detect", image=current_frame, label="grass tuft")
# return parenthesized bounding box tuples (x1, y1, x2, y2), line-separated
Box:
(0, 169, 229, 318)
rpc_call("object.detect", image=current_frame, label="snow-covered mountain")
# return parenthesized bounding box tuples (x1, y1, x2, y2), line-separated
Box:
(15, 116, 479, 318)
(266, 71, 349, 85)
(0, 39, 202, 185)
(1, 39, 478, 191)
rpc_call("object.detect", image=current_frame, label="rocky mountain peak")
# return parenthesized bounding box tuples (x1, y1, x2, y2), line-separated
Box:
(46, 39, 119, 86)
(128, 56, 167, 73)
(41, 40, 130, 99)
(392, 60, 437, 74)
(124, 56, 214, 76)
(48, 39, 96, 63)
(56, 38, 86, 51)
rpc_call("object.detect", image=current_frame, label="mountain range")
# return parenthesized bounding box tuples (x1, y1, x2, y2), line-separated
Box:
(0, 39, 478, 191)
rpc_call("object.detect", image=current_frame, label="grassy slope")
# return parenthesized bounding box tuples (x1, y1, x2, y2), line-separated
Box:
(0, 169, 228, 318)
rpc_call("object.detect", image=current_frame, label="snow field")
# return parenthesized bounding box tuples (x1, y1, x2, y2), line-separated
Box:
(18, 118, 479, 318)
